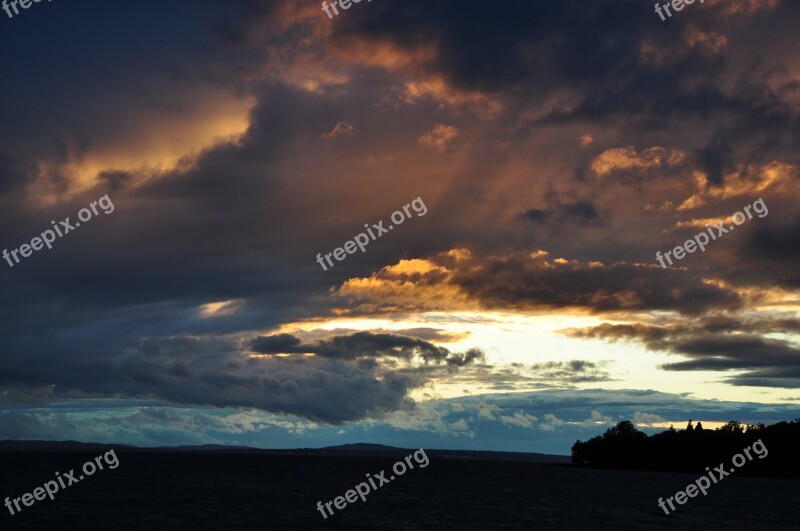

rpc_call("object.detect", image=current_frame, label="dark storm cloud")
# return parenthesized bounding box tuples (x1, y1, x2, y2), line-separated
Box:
(0, 332, 481, 423)
(250, 333, 304, 353)
(338, 249, 746, 315)
(744, 215, 800, 282)
(566, 316, 800, 344)
(670, 335, 799, 368)
(449, 253, 741, 315)
(695, 133, 735, 186)
(0, 329, 484, 423)
(251, 331, 484, 366)
(334, 0, 660, 94)
(446, 348, 485, 367)
(521, 200, 604, 228)
(334, 0, 790, 117)
(97, 170, 135, 193)
(333, 0, 800, 182)
(295, 327, 470, 344)
(566, 318, 800, 388)
(665, 334, 800, 388)
(565, 322, 672, 346)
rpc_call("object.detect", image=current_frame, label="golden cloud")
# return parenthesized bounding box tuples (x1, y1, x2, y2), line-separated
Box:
(590, 146, 685, 177)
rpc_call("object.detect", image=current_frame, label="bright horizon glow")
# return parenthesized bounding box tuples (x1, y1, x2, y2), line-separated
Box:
(267, 311, 800, 404)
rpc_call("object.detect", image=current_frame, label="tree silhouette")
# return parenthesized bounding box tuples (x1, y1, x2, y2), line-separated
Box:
(571, 418, 800, 478)
(719, 420, 744, 434)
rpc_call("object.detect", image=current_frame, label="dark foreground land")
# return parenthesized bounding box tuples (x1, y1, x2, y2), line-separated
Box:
(1, 450, 798, 530)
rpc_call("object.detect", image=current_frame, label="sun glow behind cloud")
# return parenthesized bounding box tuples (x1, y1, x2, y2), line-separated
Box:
(28, 93, 255, 202)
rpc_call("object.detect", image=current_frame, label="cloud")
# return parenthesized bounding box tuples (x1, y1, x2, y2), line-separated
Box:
(499, 411, 538, 428)
(338, 249, 742, 315)
(590, 146, 686, 178)
(297, 327, 470, 344)
(588, 410, 614, 424)
(632, 411, 667, 426)
(0, 330, 484, 424)
(564, 317, 800, 388)
(250, 331, 484, 366)
(524, 360, 613, 384)
(703, 0, 779, 17)
(748, 214, 800, 262)
(322, 121, 355, 139)
(539, 413, 568, 432)
(417, 124, 459, 151)
(1, 389, 797, 455)
(434, 361, 614, 393)
(477, 403, 501, 420)
(521, 200, 604, 229)
(683, 26, 728, 54)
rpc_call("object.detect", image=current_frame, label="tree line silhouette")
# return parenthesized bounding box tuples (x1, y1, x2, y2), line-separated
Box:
(571, 419, 800, 478)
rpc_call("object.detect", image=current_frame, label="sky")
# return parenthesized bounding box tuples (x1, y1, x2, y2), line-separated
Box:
(0, 0, 798, 455)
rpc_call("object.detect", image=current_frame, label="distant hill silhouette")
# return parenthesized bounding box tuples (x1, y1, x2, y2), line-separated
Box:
(0, 440, 569, 463)
(323, 443, 400, 451)
(571, 419, 800, 478)
(0, 440, 138, 452)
